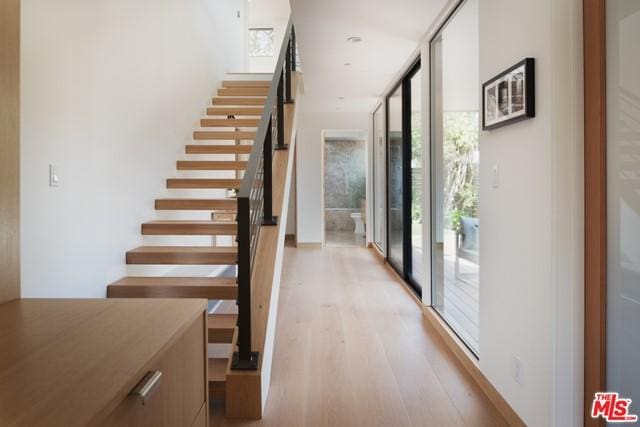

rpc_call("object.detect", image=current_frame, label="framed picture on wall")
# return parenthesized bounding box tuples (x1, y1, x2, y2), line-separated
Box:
(482, 58, 535, 130)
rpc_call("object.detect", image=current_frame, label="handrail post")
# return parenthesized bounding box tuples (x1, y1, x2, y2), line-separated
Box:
(276, 70, 287, 150)
(231, 196, 259, 370)
(285, 34, 293, 104)
(262, 117, 278, 226)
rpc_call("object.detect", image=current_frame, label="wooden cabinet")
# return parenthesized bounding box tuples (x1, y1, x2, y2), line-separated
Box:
(100, 312, 206, 426)
(0, 299, 208, 427)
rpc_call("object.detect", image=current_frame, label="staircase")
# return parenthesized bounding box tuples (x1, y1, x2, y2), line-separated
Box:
(106, 17, 298, 421)
(107, 77, 270, 401)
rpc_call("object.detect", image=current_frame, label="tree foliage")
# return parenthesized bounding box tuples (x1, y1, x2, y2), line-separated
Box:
(443, 112, 479, 231)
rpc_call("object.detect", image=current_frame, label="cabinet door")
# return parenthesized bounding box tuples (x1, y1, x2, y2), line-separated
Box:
(101, 314, 207, 427)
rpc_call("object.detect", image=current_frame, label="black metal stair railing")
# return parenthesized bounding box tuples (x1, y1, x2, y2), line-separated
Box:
(232, 17, 296, 370)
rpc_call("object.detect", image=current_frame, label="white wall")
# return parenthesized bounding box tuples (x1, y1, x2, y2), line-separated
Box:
(295, 110, 369, 244)
(248, 0, 290, 72)
(21, 0, 245, 297)
(478, 0, 583, 426)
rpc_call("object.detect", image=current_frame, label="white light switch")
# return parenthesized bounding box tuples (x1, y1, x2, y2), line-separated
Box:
(513, 355, 523, 384)
(49, 164, 59, 187)
(492, 164, 500, 188)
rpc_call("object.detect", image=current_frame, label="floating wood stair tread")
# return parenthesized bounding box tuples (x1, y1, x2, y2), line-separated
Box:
(126, 246, 237, 265)
(186, 144, 252, 155)
(208, 314, 237, 343)
(200, 118, 260, 127)
(155, 198, 237, 211)
(177, 160, 247, 171)
(208, 358, 228, 399)
(212, 97, 266, 106)
(193, 131, 256, 140)
(222, 80, 271, 88)
(106, 276, 237, 299)
(206, 107, 263, 116)
(218, 87, 269, 97)
(166, 178, 242, 189)
(142, 220, 237, 236)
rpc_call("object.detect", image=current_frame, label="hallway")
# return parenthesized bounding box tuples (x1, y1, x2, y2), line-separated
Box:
(211, 245, 506, 426)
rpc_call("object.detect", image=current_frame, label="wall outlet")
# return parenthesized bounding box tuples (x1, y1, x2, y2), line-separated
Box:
(512, 355, 522, 385)
(49, 164, 59, 187)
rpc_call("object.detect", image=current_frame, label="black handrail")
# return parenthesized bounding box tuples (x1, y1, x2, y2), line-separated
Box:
(232, 17, 296, 370)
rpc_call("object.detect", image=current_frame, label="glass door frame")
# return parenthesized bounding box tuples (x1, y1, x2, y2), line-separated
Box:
(372, 103, 386, 254)
(385, 57, 422, 296)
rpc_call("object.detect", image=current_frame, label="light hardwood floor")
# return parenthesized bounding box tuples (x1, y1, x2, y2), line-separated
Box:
(210, 245, 507, 427)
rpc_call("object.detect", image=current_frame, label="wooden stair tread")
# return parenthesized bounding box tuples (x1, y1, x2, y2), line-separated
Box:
(142, 220, 237, 236)
(107, 276, 237, 299)
(208, 313, 237, 343)
(185, 145, 252, 154)
(200, 118, 259, 127)
(193, 131, 256, 140)
(166, 178, 242, 189)
(208, 358, 228, 400)
(222, 80, 270, 88)
(155, 199, 237, 211)
(126, 246, 237, 265)
(208, 358, 229, 382)
(177, 160, 247, 171)
(212, 97, 265, 106)
(206, 107, 263, 116)
(218, 87, 269, 96)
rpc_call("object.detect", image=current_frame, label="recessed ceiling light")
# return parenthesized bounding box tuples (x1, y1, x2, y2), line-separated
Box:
(344, 62, 352, 66)
(338, 97, 345, 100)
(347, 36, 362, 43)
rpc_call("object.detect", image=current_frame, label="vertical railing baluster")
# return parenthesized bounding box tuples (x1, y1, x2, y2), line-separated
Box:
(285, 32, 293, 104)
(276, 70, 286, 150)
(262, 117, 277, 226)
(291, 26, 297, 72)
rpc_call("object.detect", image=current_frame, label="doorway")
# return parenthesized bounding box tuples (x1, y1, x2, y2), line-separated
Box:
(322, 130, 368, 247)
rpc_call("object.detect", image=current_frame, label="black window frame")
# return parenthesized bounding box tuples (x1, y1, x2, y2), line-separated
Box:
(384, 57, 422, 297)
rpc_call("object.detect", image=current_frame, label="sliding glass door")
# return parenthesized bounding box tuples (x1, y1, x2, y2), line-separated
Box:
(430, 0, 480, 355)
(606, 0, 640, 411)
(386, 61, 422, 295)
(410, 69, 424, 288)
(373, 105, 386, 251)
(387, 86, 404, 270)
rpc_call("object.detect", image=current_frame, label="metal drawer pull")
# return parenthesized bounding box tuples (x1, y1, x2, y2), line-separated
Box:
(130, 370, 162, 405)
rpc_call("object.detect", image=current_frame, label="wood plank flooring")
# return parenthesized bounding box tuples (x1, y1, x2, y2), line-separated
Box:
(210, 245, 507, 427)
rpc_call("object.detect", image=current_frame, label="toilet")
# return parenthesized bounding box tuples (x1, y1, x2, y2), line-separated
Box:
(350, 212, 364, 234)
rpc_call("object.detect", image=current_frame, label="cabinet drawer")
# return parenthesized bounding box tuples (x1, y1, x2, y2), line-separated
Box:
(101, 313, 207, 427)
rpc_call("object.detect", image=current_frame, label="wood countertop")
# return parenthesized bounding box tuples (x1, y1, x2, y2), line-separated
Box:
(0, 298, 207, 426)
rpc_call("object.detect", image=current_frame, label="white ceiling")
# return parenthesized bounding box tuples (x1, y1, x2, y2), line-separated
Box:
(290, 0, 448, 113)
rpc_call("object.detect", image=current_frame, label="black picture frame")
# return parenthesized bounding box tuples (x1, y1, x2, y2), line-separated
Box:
(482, 58, 535, 130)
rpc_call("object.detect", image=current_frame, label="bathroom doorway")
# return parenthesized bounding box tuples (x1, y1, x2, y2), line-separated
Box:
(322, 130, 368, 247)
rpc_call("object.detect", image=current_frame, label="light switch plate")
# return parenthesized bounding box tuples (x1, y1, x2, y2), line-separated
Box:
(492, 164, 500, 188)
(513, 355, 522, 384)
(49, 164, 59, 187)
